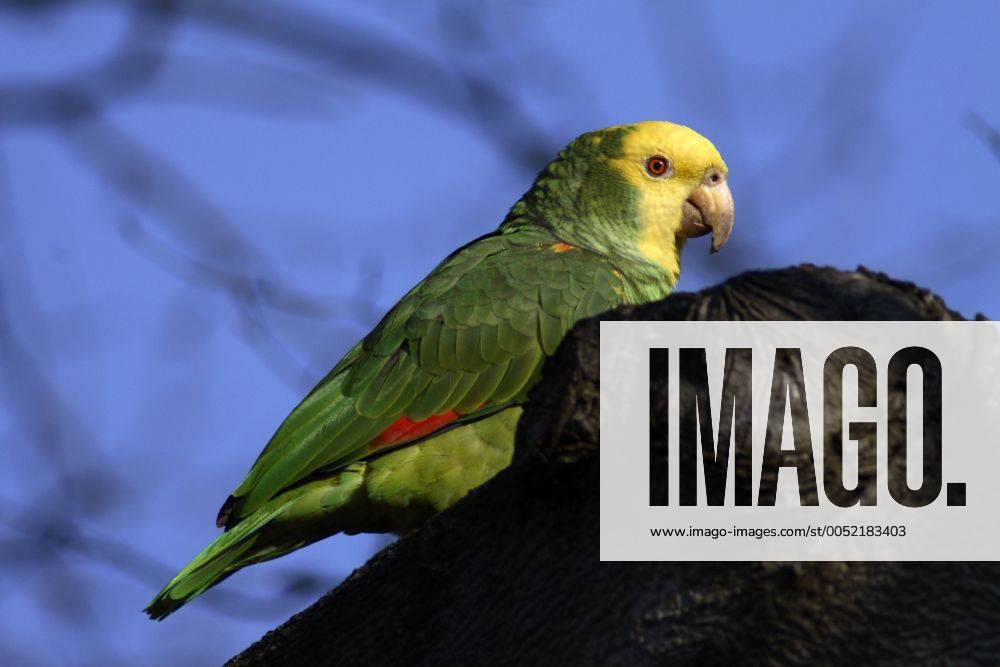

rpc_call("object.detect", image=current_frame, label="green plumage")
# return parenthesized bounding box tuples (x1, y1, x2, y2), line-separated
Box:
(146, 121, 729, 619)
(221, 226, 627, 525)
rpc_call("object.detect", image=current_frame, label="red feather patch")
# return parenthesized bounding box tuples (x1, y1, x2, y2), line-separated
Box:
(369, 410, 461, 451)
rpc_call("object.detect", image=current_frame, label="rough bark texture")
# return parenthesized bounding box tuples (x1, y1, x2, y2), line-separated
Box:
(229, 265, 999, 666)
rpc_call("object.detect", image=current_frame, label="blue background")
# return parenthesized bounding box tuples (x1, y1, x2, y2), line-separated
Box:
(1, 1, 998, 664)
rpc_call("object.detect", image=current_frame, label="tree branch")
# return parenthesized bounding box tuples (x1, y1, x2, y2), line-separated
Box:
(229, 265, 998, 666)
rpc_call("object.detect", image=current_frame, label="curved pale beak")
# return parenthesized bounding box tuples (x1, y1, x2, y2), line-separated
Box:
(677, 171, 735, 253)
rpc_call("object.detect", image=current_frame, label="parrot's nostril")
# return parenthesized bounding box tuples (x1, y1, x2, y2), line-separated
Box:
(705, 169, 724, 186)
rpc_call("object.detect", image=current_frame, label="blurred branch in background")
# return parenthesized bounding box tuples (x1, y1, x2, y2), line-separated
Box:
(644, 3, 905, 283)
(0, 497, 340, 621)
(918, 111, 1000, 297)
(0, 136, 333, 629)
(968, 112, 1000, 163)
(0, 1, 572, 659)
(2, 0, 569, 386)
(186, 0, 559, 171)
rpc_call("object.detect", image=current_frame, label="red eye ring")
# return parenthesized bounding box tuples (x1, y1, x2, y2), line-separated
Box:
(645, 155, 671, 177)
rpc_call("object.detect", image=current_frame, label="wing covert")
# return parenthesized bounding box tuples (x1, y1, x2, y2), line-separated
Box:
(223, 231, 625, 525)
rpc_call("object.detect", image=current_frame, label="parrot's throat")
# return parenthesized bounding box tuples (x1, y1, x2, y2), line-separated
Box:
(504, 146, 681, 305)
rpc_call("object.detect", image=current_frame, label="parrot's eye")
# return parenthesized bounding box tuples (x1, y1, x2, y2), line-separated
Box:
(645, 155, 672, 178)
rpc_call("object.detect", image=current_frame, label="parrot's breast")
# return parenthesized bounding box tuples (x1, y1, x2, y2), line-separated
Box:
(354, 406, 522, 532)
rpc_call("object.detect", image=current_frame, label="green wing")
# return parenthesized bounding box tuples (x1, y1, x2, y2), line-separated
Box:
(219, 228, 625, 527)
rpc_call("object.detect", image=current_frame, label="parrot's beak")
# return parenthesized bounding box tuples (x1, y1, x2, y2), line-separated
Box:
(677, 175, 735, 254)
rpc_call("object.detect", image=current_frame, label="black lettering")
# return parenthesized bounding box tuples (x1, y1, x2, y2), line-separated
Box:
(823, 346, 878, 507)
(649, 348, 670, 506)
(887, 347, 942, 507)
(678, 348, 752, 506)
(758, 348, 818, 506)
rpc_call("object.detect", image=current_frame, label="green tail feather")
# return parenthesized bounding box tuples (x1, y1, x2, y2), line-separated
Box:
(146, 467, 368, 620)
(145, 499, 294, 620)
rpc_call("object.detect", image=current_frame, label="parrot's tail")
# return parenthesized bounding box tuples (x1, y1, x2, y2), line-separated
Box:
(145, 468, 368, 620)
(144, 499, 294, 620)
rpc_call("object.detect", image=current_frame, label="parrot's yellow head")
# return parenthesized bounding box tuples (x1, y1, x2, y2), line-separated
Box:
(513, 121, 734, 285)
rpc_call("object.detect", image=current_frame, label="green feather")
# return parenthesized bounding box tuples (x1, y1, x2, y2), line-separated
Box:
(492, 347, 542, 403)
(407, 371, 462, 421)
(437, 325, 459, 370)
(419, 319, 443, 369)
(441, 371, 479, 411)
(538, 309, 564, 355)
(453, 361, 508, 414)
(456, 326, 487, 371)
(357, 352, 417, 418)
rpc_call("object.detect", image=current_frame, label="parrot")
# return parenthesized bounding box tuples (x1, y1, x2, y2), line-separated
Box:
(145, 120, 734, 619)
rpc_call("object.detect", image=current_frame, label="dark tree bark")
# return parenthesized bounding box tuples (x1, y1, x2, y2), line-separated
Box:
(229, 265, 999, 666)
